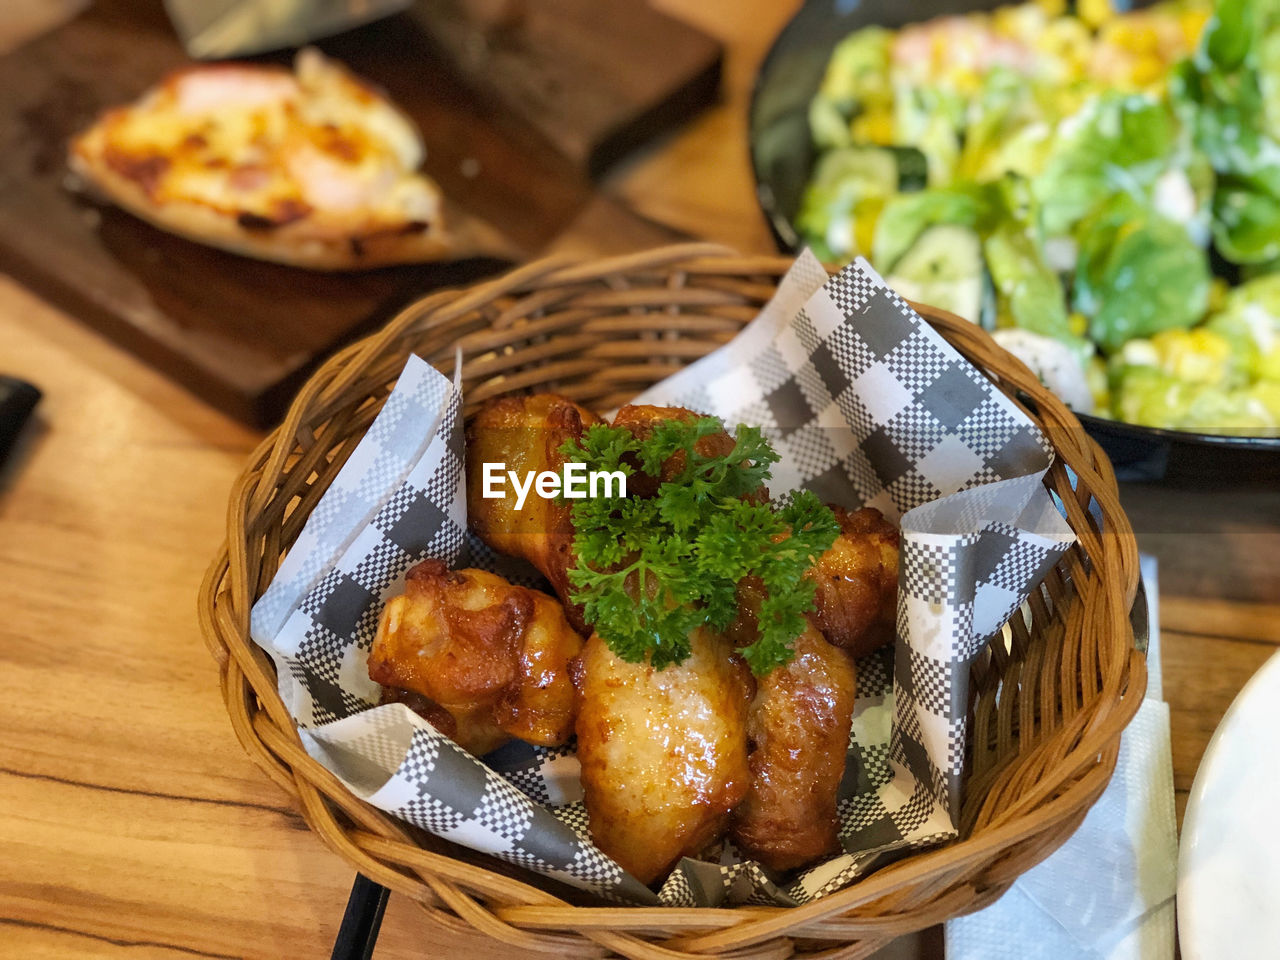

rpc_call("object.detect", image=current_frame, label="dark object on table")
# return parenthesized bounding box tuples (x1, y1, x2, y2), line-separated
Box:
(747, 0, 1280, 480)
(0, 376, 40, 468)
(419, 0, 723, 178)
(0, 0, 686, 427)
(330, 874, 388, 960)
(164, 0, 413, 58)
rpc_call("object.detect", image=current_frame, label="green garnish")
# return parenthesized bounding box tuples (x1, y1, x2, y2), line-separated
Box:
(559, 418, 839, 675)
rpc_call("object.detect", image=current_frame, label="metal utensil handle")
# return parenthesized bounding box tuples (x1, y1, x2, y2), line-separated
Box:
(331, 873, 390, 960)
(0, 375, 40, 468)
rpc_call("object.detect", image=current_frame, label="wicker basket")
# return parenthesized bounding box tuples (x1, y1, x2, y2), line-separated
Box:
(199, 243, 1145, 960)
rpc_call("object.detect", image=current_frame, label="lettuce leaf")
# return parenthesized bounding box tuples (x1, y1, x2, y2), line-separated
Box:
(870, 178, 1025, 271)
(1033, 93, 1187, 237)
(1171, 0, 1280, 263)
(984, 221, 1072, 341)
(1074, 194, 1211, 352)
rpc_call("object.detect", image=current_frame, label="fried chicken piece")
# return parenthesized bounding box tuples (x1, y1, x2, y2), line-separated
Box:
(808, 506, 899, 659)
(725, 507, 898, 658)
(610, 404, 739, 496)
(575, 629, 753, 885)
(368, 560, 583, 755)
(466, 394, 601, 632)
(730, 624, 857, 872)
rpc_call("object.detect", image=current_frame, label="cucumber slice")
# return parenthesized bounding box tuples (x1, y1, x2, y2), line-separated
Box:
(809, 95, 853, 151)
(884, 224, 984, 322)
(808, 146, 899, 197)
(799, 147, 901, 258)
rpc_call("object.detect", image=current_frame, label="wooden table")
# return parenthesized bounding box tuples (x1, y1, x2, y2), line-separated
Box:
(2, 1, 1277, 958)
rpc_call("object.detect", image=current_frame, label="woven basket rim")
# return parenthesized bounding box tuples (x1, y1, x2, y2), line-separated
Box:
(198, 244, 1145, 959)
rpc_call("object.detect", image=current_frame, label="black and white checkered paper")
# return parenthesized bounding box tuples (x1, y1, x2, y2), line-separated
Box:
(249, 251, 1073, 908)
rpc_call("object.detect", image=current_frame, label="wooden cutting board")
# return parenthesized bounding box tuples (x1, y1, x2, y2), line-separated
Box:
(0, 0, 718, 425)
(420, 0, 723, 176)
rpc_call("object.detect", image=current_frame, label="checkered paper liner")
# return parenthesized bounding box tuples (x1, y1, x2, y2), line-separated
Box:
(249, 251, 1074, 907)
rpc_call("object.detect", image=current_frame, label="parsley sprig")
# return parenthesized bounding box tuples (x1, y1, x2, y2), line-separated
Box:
(559, 417, 839, 674)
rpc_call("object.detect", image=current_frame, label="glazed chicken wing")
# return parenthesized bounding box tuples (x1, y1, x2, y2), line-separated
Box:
(730, 624, 857, 871)
(807, 506, 899, 659)
(611, 404, 740, 496)
(466, 394, 601, 631)
(368, 560, 583, 755)
(575, 629, 753, 885)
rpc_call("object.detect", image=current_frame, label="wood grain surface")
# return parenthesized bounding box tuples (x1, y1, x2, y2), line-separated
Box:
(2, 0, 1278, 958)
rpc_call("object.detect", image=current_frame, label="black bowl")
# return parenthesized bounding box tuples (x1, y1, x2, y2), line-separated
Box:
(747, 0, 1280, 481)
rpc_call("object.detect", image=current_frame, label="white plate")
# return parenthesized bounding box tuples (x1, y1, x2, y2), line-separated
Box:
(1178, 647, 1280, 960)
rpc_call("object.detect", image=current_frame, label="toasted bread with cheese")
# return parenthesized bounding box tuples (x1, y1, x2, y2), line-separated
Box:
(69, 49, 452, 270)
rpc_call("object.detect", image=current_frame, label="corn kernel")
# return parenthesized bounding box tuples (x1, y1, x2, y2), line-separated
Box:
(1079, 0, 1116, 30)
(994, 6, 1043, 40)
(853, 198, 885, 255)
(1130, 55, 1164, 86)
(1181, 10, 1210, 49)
(1152, 329, 1231, 383)
(1039, 18, 1091, 73)
(851, 107, 895, 145)
(952, 68, 980, 96)
(1105, 19, 1160, 56)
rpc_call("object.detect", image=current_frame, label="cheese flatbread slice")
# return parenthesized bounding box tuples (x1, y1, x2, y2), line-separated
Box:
(69, 49, 452, 270)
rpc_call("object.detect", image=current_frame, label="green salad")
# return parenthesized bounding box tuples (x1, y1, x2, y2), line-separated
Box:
(800, 0, 1280, 432)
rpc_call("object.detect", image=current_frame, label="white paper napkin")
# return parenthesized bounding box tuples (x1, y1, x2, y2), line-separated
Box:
(945, 554, 1175, 960)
